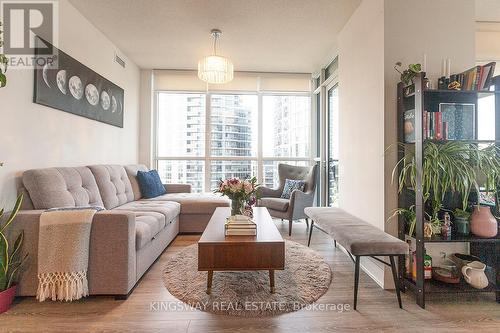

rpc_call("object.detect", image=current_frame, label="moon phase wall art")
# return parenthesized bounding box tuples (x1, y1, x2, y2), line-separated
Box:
(34, 37, 124, 128)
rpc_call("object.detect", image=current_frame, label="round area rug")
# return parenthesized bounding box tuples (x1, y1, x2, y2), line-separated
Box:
(162, 240, 332, 317)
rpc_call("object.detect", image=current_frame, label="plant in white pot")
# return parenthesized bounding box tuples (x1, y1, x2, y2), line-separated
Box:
(0, 176, 27, 313)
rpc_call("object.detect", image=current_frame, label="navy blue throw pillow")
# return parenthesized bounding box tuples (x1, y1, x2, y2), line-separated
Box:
(136, 170, 167, 199)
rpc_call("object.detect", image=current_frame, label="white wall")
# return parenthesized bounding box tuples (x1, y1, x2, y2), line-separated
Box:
(139, 70, 154, 167)
(338, 0, 475, 288)
(476, 22, 500, 76)
(383, 0, 475, 287)
(338, 0, 386, 285)
(0, 0, 141, 206)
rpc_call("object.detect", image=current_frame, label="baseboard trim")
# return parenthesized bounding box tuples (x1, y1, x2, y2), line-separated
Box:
(360, 257, 385, 288)
(336, 243, 385, 288)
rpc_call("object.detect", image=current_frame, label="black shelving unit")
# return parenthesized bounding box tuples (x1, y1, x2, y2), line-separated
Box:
(396, 73, 500, 308)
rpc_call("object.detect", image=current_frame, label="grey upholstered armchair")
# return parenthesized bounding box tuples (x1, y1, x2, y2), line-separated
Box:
(257, 163, 318, 236)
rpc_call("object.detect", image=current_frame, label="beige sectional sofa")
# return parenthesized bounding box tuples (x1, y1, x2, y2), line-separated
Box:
(8, 164, 229, 298)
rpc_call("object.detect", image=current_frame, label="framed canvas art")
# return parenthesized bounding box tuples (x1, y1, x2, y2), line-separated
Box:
(34, 37, 124, 128)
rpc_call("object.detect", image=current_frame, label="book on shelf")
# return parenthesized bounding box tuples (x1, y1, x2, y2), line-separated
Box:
(403, 109, 415, 142)
(422, 105, 475, 141)
(455, 62, 496, 91)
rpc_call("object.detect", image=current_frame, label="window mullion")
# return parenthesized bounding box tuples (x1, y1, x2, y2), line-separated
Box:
(257, 93, 263, 184)
(205, 93, 211, 192)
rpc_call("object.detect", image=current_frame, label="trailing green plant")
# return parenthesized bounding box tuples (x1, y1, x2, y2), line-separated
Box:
(393, 141, 480, 223)
(394, 62, 422, 86)
(0, 194, 27, 291)
(392, 141, 500, 234)
(0, 20, 8, 88)
(389, 206, 416, 236)
(453, 208, 470, 219)
(474, 144, 500, 202)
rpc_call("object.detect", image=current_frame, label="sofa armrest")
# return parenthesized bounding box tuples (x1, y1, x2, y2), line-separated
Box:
(290, 189, 315, 219)
(258, 186, 282, 198)
(164, 183, 192, 193)
(5, 209, 137, 296)
(90, 210, 137, 295)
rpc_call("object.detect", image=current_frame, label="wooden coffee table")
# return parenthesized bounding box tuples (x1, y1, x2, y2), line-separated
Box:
(198, 207, 285, 294)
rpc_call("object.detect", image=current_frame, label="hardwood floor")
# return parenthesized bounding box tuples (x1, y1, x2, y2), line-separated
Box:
(2, 220, 499, 332)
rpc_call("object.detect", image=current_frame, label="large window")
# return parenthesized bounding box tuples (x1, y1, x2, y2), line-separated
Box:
(155, 92, 311, 192)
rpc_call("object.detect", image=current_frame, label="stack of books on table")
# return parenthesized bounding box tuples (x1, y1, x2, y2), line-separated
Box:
(225, 215, 257, 236)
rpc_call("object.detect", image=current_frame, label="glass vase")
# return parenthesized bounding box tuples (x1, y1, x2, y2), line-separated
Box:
(231, 199, 244, 216)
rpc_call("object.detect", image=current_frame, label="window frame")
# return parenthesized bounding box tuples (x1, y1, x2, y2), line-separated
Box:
(153, 89, 313, 192)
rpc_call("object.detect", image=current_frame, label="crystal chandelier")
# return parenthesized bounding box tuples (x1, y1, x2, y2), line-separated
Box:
(198, 29, 234, 84)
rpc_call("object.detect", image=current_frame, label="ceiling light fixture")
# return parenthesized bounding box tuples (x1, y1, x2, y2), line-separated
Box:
(198, 29, 234, 84)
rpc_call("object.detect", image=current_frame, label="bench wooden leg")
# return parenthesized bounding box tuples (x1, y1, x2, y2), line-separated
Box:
(354, 256, 360, 310)
(307, 220, 314, 246)
(390, 256, 403, 309)
(288, 219, 293, 236)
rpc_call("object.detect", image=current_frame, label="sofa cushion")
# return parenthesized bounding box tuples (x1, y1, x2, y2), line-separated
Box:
(23, 167, 104, 209)
(134, 212, 166, 249)
(88, 165, 134, 209)
(259, 197, 289, 212)
(141, 193, 230, 214)
(137, 170, 167, 199)
(124, 164, 149, 200)
(114, 200, 180, 223)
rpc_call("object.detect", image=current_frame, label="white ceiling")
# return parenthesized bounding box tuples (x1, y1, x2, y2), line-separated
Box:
(68, 0, 360, 73)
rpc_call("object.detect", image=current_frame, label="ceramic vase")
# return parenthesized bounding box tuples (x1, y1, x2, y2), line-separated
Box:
(470, 205, 498, 238)
(462, 261, 489, 289)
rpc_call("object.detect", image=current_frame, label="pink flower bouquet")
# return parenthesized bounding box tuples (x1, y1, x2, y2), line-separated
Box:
(214, 177, 259, 216)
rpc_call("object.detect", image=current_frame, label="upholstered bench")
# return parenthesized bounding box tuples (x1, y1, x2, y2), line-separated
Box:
(305, 207, 408, 310)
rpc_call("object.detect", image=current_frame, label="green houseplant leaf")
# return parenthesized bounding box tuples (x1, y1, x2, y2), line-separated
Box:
(0, 232, 9, 290)
(0, 194, 27, 291)
(391, 141, 500, 235)
(0, 72, 6, 88)
(0, 19, 7, 88)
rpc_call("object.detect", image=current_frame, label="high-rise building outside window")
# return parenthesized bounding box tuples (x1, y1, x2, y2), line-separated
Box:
(155, 92, 311, 192)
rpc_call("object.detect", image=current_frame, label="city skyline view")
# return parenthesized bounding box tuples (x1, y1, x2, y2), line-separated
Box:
(156, 92, 311, 192)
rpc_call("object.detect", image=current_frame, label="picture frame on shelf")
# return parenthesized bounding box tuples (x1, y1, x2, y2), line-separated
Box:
(439, 103, 475, 140)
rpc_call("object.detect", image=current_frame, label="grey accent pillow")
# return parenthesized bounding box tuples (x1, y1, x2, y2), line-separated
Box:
(281, 179, 305, 199)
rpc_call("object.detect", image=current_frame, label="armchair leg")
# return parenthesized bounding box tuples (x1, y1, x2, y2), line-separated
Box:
(305, 218, 309, 228)
(289, 219, 293, 236)
(307, 220, 314, 246)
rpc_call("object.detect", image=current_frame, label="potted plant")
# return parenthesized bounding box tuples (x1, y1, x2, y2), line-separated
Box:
(394, 62, 422, 96)
(0, 20, 8, 88)
(389, 206, 416, 237)
(453, 208, 471, 235)
(394, 62, 422, 87)
(0, 193, 27, 314)
(392, 141, 494, 237)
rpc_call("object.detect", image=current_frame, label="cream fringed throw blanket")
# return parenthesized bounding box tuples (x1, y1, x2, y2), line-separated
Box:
(37, 207, 102, 302)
